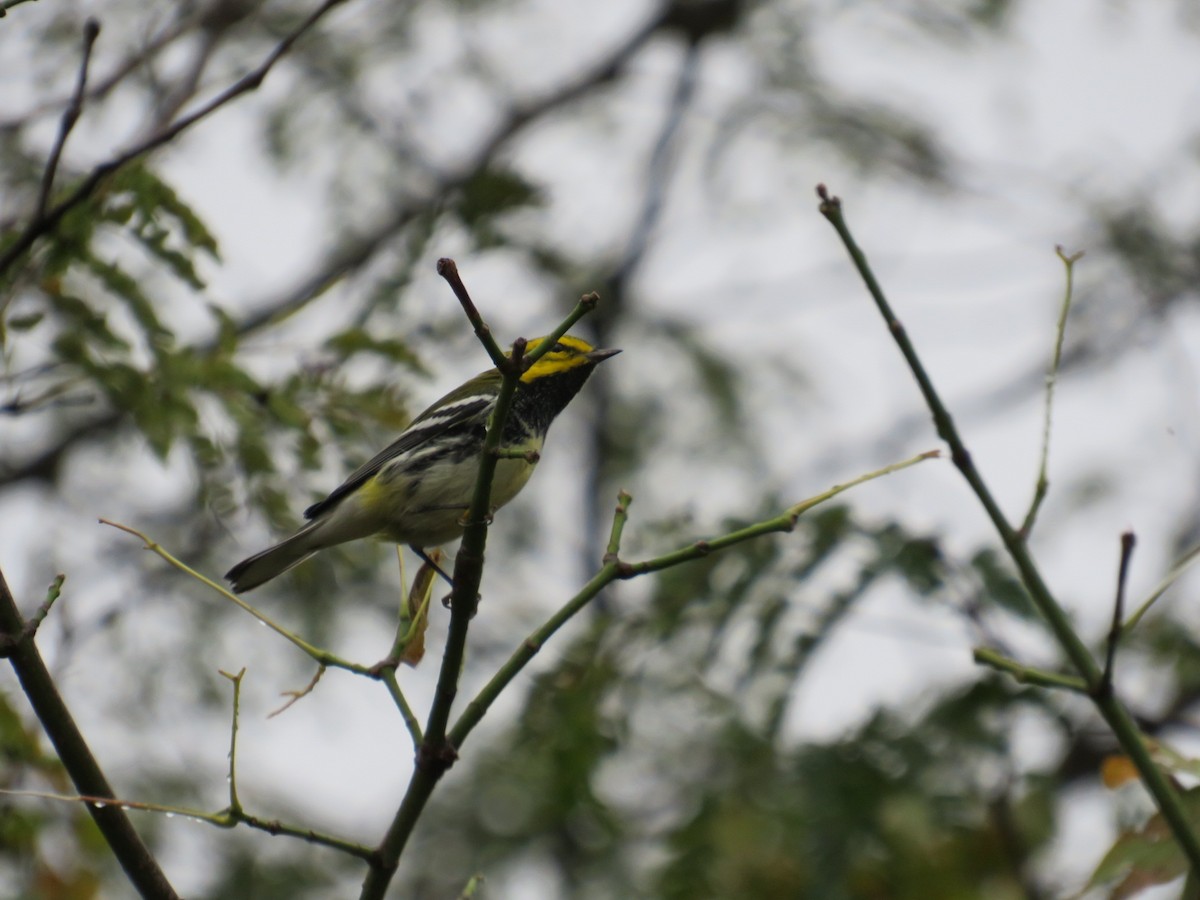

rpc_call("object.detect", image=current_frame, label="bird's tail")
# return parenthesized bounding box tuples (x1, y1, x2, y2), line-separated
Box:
(225, 521, 323, 593)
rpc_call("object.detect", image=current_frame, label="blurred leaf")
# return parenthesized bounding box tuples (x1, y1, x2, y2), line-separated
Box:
(324, 328, 422, 368)
(5, 311, 44, 331)
(971, 547, 1036, 618)
(1084, 786, 1200, 898)
(453, 166, 543, 243)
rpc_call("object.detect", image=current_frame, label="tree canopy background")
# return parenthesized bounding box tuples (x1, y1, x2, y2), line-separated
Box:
(3, 1, 1200, 897)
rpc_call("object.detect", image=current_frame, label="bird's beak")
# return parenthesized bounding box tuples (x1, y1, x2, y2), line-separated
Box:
(587, 347, 621, 363)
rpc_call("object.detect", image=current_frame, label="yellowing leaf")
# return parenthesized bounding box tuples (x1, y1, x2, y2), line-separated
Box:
(1103, 756, 1141, 789)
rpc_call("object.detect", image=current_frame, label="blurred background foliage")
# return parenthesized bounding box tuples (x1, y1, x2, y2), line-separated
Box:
(3, 0, 1200, 897)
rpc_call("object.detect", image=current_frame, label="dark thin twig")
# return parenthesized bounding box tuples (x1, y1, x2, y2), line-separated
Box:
(1102, 531, 1136, 697)
(1019, 245, 1083, 539)
(37, 20, 100, 219)
(436, 258, 508, 370)
(0, 0, 38, 18)
(0, 0, 349, 281)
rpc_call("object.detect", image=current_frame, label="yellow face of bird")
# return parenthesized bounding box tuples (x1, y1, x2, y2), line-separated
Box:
(518, 334, 602, 383)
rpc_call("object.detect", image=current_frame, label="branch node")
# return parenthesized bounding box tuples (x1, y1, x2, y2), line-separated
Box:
(415, 738, 459, 776)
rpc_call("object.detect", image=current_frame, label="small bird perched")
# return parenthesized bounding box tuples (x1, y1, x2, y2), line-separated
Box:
(225, 335, 619, 592)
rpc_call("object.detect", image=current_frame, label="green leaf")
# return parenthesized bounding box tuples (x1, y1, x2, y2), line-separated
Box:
(325, 327, 422, 368)
(267, 391, 311, 430)
(5, 312, 43, 331)
(1084, 786, 1200, 898)
(84, 255, 171, 345)
(971, 547, 1035, 618)
(454, 166, 543, 228)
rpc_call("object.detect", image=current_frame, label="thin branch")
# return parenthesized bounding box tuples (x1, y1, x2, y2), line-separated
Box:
(450, 451, 939, 751)
(973, 647, 1089, 693)
(435, 258, 508, 370)
(1019, 245, 1083, 538)
(98, 518, 372, 675)
(381, 668, 423, 748)
(1101, 531, 1136, 696)
(0, 0, 38, 18)
(0, 567, 180, 899)
(37, 19, 100, 219)
(1123, 540, 1200, 635)
(268, 665, 325, 719)
(0, 0, 350, 281)
(231, 811, 376, 860)
(219, 668, 246, 814)
(816, 183, 1200, 877)
(368, 549, 433, 748)
(1, 786, 376, 861)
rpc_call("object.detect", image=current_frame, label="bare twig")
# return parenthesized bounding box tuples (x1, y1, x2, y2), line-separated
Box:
(99, 517, 372, 674)
(1123, 540, 1200, 635)
(37, 20, 100, 218)
(1019, 245, 1084, 538)
(1101, 531, 1136, 696)
(973, 647, 1089, 693)
(0, 785, 375, 861)
(268, 666, 326, 719)
(435, 258, 508, 370)
(219, 668, 247, 814)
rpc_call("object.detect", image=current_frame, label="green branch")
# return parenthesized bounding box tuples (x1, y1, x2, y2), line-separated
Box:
(973, 647, 1088, 693)
(451, 451, 938, 751)
(100, 518, 373, 675)
(817, 183, 1200, 876)
(1020, 245, 1083, 538)
(1123, 540, 1200, 635)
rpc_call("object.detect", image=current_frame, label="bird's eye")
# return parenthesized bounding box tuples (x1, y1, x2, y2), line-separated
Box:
(551, 342, 567, 353)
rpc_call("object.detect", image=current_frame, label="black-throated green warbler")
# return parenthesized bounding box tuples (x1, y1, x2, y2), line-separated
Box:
(225, 335, 619, 592)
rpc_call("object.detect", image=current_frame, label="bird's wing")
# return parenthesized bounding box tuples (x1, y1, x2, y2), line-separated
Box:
(303, 391, 495, 520)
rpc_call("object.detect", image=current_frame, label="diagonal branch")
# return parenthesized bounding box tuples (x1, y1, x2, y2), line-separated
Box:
(36, 19, 100, 219)
(0, 568, 180, 899)
(0, 0, 38, 18)
(816, 183, 1200, 877)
